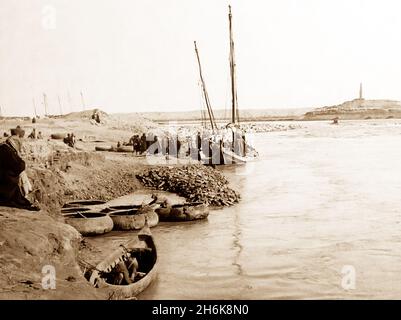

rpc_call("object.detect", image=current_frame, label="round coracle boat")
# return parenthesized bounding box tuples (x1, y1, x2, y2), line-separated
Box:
(156, 202, 209, 222)
(110, 206, 159, 230)
(64, 212, 114, 236)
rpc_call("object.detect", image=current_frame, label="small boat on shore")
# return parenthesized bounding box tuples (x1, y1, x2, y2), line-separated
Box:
(63, 200, 107, 208)
(116, 146, 133, 153)
(88, 225, 158, 299)
(50, 133, 65, 140)
(156, 202, 209, 222)
(64, 212, 114, 236)
(95, 146, 114, 152)
(110, 206, 159, 230)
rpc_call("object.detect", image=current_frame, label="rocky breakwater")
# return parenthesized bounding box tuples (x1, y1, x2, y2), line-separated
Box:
(136, 165, 240, 207)
(241, 122, 302, 133)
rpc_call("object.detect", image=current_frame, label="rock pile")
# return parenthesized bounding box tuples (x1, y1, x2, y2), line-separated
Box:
(240, 122, 302, 133)
(136, 165, 240, 207)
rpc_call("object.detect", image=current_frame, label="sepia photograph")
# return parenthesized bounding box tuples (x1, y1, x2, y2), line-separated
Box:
(1, 0, 401, 306)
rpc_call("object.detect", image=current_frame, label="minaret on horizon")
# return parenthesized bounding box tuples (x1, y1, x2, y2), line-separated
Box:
(359, 82, 363, 100)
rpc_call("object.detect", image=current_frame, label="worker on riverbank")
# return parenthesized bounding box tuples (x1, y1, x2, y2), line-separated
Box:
(140, 133, 147, 154)
(63, 133, 76, 148)
(11, 126, 25, 138)
(196, 132, 202, 161)
(153, 135, 160, 155)
(0, 135, 39, 211)
(64, 134, 71, 147)
(28, 128, 37, 139)
(131, 135, 140, 155)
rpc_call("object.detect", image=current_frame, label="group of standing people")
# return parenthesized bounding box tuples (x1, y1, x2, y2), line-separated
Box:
(191, 128, 247, 164)
(129, 133, 148, 155)
(125, 127, 247, 163)
(129, 133, 182, 157)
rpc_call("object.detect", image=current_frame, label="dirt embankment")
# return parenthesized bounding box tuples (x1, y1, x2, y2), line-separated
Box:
(0, 209, 104, 300)
(0, 111, 242, 299)
(0, 146, 144, 299)
(0, 111, 160, 299)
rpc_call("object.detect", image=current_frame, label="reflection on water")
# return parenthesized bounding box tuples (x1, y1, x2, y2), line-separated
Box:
(97, 120, 401, 299)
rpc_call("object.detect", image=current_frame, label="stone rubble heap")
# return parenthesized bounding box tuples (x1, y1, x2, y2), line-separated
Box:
(136, 165, 240, 207)
(240, 122, 302, 133)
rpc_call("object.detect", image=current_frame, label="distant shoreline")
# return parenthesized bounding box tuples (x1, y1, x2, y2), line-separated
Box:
(3, 114, 401, 123)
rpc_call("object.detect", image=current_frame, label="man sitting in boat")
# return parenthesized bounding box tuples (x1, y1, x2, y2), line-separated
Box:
(114, 256, 139, 285)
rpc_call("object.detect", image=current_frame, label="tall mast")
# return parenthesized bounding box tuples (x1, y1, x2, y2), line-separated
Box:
(67, 90, 72, 112)
(0, 104, 3, 117)
(194, 41, 217, 131)
(58, 95, 63, 115)
(80, 91, 86, 111)
(43, 93, 48, 116)
(32, 97, 37, 117)
(228, 5, 239, 125)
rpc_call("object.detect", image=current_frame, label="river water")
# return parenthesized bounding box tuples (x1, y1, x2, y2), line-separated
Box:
(97, 120, 401, 299)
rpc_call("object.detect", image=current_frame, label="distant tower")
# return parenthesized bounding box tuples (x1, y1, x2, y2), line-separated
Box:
(359, 83, 363, 100)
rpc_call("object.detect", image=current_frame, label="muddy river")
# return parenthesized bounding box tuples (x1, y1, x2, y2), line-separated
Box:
(91, 120, 401, 299)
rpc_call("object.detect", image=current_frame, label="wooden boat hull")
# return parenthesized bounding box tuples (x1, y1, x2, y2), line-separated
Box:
(157, 203, 209, 222)
(155, 206, 172, 220)
(222, 149, 257, 164)
(200, 147, 257, 165)
(95, 146, 113, 152)
(116, 146, 133, 153)
(111, 210, 146, 230)
(64, 212, 113, 236)
(89, 226, 158, 299)
(50, 133, 65, 140)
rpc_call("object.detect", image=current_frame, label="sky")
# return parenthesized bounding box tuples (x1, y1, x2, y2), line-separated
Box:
(1, 0, 401, 116)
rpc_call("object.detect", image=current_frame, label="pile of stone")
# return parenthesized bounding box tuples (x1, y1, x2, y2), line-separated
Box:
(136, 165, 240, 207)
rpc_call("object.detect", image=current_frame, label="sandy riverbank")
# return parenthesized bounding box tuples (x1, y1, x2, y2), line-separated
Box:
(0, 110, 243, 299)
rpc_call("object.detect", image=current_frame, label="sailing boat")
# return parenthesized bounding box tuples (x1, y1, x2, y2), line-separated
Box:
(194, 5, 258, 165)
